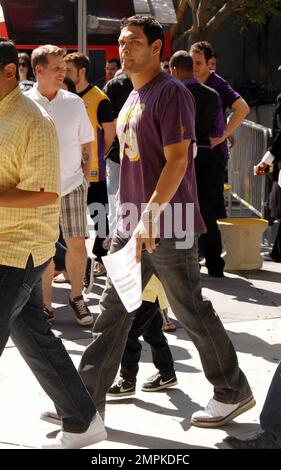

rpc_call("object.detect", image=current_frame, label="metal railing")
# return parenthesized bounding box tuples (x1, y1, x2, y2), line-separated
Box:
(228, 119, 272, 218)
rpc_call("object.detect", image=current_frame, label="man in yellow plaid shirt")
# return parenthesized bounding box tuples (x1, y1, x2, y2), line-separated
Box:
(0, 39, 106, 449)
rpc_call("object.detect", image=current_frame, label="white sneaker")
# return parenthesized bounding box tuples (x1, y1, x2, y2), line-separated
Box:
(40, 412, 107, 449)
(191, 395, 255, 428)
(261, 251, 273, 261)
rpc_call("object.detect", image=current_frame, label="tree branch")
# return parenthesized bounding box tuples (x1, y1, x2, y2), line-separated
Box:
(170, 0, 189, 40)
(197, 0, 215, 26)
(206, 0, 242, 36)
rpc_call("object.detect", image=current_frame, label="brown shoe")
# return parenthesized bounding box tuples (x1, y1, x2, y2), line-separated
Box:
(94, 261, 106, 277)
(69, 295, 93, 326)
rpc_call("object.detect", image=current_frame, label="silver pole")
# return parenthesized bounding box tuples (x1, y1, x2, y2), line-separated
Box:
(78, 0, 87, 53)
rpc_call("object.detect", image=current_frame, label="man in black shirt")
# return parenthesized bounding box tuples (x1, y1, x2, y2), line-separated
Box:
(170, 51, 226, 276)
(65, 53, 116, 278)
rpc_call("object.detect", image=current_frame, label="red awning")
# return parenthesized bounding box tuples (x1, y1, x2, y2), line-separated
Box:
(0, 21, 8, 37)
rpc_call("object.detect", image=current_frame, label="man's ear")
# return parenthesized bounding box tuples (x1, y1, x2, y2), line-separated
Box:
(79, 66, 86, 80)
(35, 64, 43, 77)
(4, 63, 17, 80)
(152, 39, 162, 57)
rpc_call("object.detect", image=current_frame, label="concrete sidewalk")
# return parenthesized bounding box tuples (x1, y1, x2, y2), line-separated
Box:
(0, 259, 280, 449)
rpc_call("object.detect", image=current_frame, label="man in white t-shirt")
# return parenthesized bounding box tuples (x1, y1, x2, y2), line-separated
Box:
(26, 45, 94, 326)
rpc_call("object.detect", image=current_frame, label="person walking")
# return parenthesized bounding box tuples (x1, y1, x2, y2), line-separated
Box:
(43, 15, 255, 429)
(26, 45, 94, 326)
(255, 74, 281, 263)
(0, 39, 106, 449)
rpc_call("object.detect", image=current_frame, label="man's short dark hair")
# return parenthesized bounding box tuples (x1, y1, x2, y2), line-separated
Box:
(190, 41, 216, 63)
(0, 39, 19, 80)
(107, 57, 121, 69)
(170, 50, 193, 72)
(120, 15, 164, 57)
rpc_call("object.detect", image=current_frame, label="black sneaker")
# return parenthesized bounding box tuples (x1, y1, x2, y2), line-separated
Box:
(107, 376, 136, 397)
(84, 256, 95, 294)
(142, 372, 178, 392)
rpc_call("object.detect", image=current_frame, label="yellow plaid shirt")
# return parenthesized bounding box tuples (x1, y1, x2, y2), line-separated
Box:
(0, 86, 61, 268)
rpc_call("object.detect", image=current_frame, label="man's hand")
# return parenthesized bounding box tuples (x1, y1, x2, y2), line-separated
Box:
(210, 134, 226, 149)
(133, 219, 158, 263)
(255, 162, 270, 176)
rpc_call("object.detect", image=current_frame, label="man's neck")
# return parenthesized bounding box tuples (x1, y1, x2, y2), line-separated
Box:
(36, 83, 59, 101)
(131, 65, 162, 91)
(76, 78, 89, 94)
(0, 81, 18, 101)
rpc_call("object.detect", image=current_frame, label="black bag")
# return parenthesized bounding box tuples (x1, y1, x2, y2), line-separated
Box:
(270, 181, 281, 220)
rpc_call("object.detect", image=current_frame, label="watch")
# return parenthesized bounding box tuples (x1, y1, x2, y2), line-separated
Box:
(141, 210, 159, 224)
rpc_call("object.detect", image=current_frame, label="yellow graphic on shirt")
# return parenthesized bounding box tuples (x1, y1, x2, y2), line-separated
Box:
(118, 103, 145, 162)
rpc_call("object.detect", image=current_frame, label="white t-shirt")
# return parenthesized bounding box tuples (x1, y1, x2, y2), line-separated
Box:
(26, 86, 94, 196)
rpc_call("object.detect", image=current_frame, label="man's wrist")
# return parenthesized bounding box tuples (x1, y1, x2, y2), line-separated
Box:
(141, 209, 159, 224)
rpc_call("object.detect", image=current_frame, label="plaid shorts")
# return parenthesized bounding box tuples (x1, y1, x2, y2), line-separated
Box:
(60, 179, 89, 238)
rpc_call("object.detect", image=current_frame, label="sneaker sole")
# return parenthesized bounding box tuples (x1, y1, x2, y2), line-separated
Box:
(141, 379, 178, 392)
(191, 395, 256, 428)
(40, 411, 105, 425)
(75, 317, 94, 326)
(40, 411, 61, 425)
(107, 390, 136, 397)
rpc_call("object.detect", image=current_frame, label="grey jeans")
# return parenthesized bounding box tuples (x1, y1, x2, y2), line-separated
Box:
(78, 232, 252, 413)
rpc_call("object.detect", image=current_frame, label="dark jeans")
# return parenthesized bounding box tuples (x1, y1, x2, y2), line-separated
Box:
(195, 148, 226, 275)
(271, 220, 281, 261)
(260, 359, 281, 443)
(120, 300, 175, 384)
(87, 180, 109, 262)
(78, 233, 252, 413)
(0, 255, 96, 432)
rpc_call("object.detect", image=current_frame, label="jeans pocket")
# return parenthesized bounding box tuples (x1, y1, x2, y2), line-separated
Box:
(22, 254, 34, 293)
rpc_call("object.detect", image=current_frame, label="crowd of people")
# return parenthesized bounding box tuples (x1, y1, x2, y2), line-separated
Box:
(0, 12, 281, 450)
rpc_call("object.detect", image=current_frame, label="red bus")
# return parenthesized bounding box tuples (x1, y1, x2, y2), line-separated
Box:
(0, 0, 172, 86)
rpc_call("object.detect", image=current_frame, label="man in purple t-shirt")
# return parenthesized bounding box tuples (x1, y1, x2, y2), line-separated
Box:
(77, 15, 254, 428)
(190, 41, 250, 159)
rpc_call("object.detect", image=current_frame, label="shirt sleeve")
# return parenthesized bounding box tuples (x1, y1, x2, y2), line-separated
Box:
(219, 82, 240, 110)
(17, 115, 61, 195)
(97, 99, 114, 125)
(158, 84, 196, 147)
(78, 99, 95, 144)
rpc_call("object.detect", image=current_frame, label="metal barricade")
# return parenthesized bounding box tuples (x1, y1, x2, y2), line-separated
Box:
(228, 119, 272, 218)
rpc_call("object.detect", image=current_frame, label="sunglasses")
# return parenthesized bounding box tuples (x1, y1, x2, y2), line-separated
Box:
(19, 62, 28, 67)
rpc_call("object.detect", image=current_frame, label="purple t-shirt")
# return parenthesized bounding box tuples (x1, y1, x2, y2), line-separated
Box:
(205, 72, 240, 112)
(205, 72, 241, 158)
(116, 72, 206, 239)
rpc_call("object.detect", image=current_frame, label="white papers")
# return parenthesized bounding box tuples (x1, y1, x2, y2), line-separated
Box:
(102, 237, 142, 313)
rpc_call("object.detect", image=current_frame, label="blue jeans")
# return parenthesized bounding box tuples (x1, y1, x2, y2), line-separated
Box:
(0, 255, 96, 432)
(260, 360, 281, 443)
(78, 233, 252, 413)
